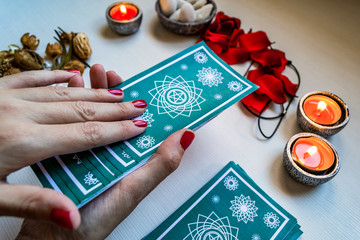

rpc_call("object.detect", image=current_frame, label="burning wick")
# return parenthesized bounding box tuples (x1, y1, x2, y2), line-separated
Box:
(303, 146, 318, 159)
(316, 101, 327, 115)
(120, 4, 127, 14)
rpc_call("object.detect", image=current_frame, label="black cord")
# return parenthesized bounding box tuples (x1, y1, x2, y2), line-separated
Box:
(242, 61, 301, 139)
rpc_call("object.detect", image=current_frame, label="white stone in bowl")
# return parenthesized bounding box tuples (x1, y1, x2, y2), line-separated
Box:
(169, 9, 181, 21)
(193, 0, 207, 10)
(177, 0, 187, 8)
(195, 4, 213, 21)
(160, 0, 178, 16)
(178, 2, 196, 22)
(185, 0, 196, 4)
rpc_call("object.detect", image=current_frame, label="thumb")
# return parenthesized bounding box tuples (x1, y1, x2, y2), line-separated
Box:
(0, 183, 80, 230)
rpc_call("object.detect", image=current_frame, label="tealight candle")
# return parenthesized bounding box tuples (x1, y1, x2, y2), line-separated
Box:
(283, 133, 340, 186)
(303, 95, 342, 125)
(292, 136, 335, 173)
(297, 91, 350, 137)
(106, 2, 143, 35)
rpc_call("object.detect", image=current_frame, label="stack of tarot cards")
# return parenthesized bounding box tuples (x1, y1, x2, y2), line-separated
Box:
(144, 161, 302, 240)
(32, 42, 258, 208)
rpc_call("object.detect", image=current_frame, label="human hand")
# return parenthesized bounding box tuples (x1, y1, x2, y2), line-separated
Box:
(0, 65, 149, 230)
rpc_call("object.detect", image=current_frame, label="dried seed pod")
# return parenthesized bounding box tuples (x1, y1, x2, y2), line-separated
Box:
(0, 62, 12, 77)
(14, 49, 44, 70)
(3, 67, 21, 76)
(73, 33, 92, 60)
(21, 33, 40, 50)
(63, 60, 85, 75)
(46, 42, 62, 58)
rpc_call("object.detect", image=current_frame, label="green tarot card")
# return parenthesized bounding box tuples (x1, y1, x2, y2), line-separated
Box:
(115, 42, 258, 161)
(144, 162, 302, 240)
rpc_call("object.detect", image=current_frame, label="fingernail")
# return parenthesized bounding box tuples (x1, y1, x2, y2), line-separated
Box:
(132, 99, 147, 108)
(108, 89, 123, 96)
(133, 120, 148, 127)
(67, 70, 80, 74)
(50, 209, 73, 230)
(180, 131, 195, 151)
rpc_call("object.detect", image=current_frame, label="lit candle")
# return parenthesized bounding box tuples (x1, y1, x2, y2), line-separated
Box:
(110, 3, 138, 21)
(292, 136, 335, 173)
(303, 94, 342, 125)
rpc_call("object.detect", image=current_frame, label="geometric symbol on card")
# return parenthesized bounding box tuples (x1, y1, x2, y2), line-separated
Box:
(121, 150, 131, 159)
(194, 51, 208, 64)
(136, 135, 155, 149)
(214, 94, 223, 100)
(224, 176, 238, 191)
(263, 212, 280, 229)
(211, 195, 221, 204)
(135, 109, 154, 127)
(73, 154, 82, 164)
(164, 124, 174, 132)
(251, 233, 261, 240)
(228, 81, 243, 92)
(149, 76, 205, 119)
(230, 195, 258, 224)
(181, 64, 189, 71)
(197, 67, 224, 87)
(84, 172, 99, 185)
(130, 90, 139, 98)
(183, 212, 239, 240)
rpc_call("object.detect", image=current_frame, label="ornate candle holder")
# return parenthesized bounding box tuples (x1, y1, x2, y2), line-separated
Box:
(106, 2, 143, 35)
(297, 91, 350, 138)
(283, 132, 340, 186)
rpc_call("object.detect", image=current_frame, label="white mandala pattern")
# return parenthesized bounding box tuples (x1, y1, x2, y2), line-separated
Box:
(251, 234, 261, 240)
(211, 195, 220, 204)
(230, 195, 258, 223)
(214, 94, 223, 100)
(263, 212, 280, 229)
(194, 52, 208, 64)
(149, 75, 205, 119)
(183, 212, 239, 240)
(136, 109, 154, 127)
(224, 176, 239, 191)
(228, 81, 243, 92)
(181, 64, 189, 71)
(197, 67, 224, 87)
(164, 124, 174, 132)
(130, 90, 139, 98)
(136, 135, 155, 149)
(84, 172, 99, 185)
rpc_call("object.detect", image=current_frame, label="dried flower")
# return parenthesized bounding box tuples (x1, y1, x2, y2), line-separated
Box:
(21, 33, 40, 50)
(3, 67, 21, 76)
(63, 60, 85, 75)
(14, 49, 44, 70)
(73, 33, 92, 60)
(46, 42, 62, 58)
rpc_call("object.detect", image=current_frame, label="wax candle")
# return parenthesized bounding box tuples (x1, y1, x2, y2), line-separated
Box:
(303, 94, 342, 125)
(292, 136, 335, 173)
(110, 3, 138, 21)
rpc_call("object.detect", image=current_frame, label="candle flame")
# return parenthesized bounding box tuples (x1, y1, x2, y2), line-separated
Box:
(120, 4, 127, 14)
(317, 101, 327, 112)
(304, 146, 318, 159)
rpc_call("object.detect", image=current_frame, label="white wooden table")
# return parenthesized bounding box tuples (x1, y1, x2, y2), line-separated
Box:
(1, 0, 359, 239)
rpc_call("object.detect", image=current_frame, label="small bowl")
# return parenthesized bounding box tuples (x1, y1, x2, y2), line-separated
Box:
(155, 0, 217, 35)
(283, 132, 340, 186)
(297, 91, 350, 138)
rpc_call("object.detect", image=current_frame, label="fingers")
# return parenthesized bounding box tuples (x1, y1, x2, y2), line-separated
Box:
(67, 74, 85, 88)
(106, 70, 124, 88)
(90, 64, 123, 89)
(75, 129, 195, 238)
(27, 100, 147, 124)
(0, 183, 80, 229)
(11, 85, 124, 103)
(0, 70, 79, 90)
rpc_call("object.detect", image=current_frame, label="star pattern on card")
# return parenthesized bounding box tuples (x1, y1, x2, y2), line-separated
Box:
(230, 195, 258, 224)
(84, 172, 99, 185)
(164, 124, 174, 132)
(136, 135, 155, 149)
(130, 90, 139, 98)
(148, 75, 205, 119)
(228, 81, 243, 92)
(194, 51, 208, 64)
(183, 212, 239, 240)
(181, 64, 189, 71)
(224, 176, 239, 191)
(251, 234, 261, 240)
(136, 109, 154, 127)
(263, 212, 280, 229)
(197, 67, 224, 87)
(211, 195, 221, 204)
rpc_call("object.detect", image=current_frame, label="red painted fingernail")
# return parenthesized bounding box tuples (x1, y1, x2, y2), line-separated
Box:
(108, 89, 123, 96)
(133, 120, 148, 127)
(132, 99, 147, 108)
(67, 70, 80, 74)
(50, 209, 73, 230)
(180, 131, 195, 151)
